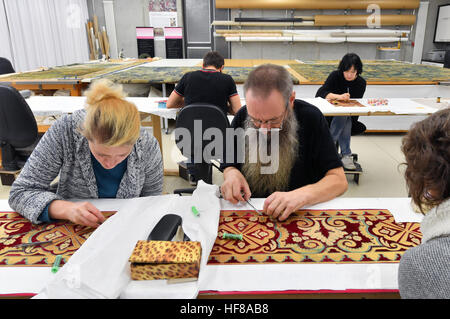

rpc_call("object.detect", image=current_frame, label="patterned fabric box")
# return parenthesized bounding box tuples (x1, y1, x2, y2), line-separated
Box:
(129, 240, 201, 280)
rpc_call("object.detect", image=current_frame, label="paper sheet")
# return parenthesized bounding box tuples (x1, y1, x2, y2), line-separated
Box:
(120, 181, 221, 299)
(35, 182, 221, 299)
(26, 96, 178, 119)
(304, 97, 437, 115)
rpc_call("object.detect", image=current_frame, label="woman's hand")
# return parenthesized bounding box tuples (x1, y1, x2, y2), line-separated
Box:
(325, 92, 350, 101)
(48, 200, 106, 228)
(339, 93, 350, 101)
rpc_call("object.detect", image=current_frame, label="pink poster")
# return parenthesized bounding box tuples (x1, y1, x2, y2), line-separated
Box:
(164, 27, 182, 39)
(136, 27, 154, 39)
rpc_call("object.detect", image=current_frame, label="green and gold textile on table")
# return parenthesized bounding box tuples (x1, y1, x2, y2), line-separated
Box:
(288, 60, 450, 83)
(208, 209, 422, 264)
(0, 61, 145, 81)
(96, 65, 300, 84)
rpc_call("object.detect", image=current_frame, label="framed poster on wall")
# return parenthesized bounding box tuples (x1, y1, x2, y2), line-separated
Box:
(136, 27, 155, 57)
(164, 27, 183, 58)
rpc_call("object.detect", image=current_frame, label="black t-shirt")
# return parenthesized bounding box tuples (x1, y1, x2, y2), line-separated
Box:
(174, 69, 238, 115)
(222, 100, 343, 195)
(315, 70, 366, 99)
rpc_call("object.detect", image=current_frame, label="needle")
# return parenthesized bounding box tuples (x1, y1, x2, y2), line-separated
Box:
(245, 199, 263, 215)
(0, 229, 40, 240)
(13, 240, 53, 248)
(219, 186, 263, 215)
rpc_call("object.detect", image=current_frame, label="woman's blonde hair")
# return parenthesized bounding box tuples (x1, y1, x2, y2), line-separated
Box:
(80, 79, 140, 146)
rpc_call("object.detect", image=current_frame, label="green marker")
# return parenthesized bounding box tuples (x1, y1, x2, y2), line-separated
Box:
(51, 255, 62, 273)
(191, 206, 200, 217)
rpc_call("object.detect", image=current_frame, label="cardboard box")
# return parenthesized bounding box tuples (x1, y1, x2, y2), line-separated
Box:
(129, 240, 201, 280)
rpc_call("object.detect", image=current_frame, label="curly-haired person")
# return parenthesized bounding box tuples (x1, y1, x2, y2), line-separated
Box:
(398, 107, 450, 299)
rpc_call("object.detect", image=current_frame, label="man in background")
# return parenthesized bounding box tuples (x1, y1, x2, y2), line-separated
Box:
(167, 51, 242, 184)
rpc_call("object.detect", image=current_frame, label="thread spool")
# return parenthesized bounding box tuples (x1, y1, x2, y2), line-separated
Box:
(222, 232, 243, 240)
(51, 255, 62, 273)
(191, 206, 200, 217)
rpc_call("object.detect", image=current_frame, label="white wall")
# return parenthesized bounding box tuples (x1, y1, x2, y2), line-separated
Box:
(0, 0, 14, 67)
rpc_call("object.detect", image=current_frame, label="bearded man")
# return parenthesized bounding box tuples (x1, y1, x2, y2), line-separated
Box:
(220, 64, 348, 221)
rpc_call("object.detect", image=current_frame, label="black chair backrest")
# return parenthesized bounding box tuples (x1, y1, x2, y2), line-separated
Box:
(0, 85, 38, 148)
(0, 57, 15, 75)
(175, 103, 230, 164)
(444, 50, 450, 69)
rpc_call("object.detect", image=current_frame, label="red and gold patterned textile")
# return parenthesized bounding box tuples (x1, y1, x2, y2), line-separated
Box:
(330, 99, 366, 107)
(0, 211, 115, 267)
(207, 209, 422, 264)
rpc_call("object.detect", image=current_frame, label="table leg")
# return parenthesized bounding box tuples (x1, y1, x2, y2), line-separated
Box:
(150, 114, 163, 154)
(70, 84, 83, 96)
(150, 114, 178, 176)
(162, 83, 170, 135)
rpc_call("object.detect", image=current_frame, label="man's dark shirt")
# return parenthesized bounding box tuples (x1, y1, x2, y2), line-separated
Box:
(174, 68, 238, 115)
(222, 99, 343, 195)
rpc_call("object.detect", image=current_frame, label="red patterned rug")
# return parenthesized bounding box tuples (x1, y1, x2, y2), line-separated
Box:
(0, 211, 115, 267)
(207, 209, 422, 264)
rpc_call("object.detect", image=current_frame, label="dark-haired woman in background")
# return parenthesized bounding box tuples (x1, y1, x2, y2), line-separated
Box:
(398, 108, 450, 299)
(316, 53, 366, 170)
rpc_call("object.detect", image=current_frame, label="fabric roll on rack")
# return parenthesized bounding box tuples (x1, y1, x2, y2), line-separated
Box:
(215, 0, 420, 10)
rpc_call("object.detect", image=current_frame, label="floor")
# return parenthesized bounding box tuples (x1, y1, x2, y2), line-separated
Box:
(0, 128, 409, 201)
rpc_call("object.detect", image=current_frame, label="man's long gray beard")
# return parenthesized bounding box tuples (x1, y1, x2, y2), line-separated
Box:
(241, 109, 299, 197)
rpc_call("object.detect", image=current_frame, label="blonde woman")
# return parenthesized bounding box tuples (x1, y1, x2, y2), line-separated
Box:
(9, 79, 163, 227)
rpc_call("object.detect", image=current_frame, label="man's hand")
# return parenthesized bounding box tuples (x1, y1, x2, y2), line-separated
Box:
(221, 167, 251, 204)
(48, 200, 106, 228)
(263, 167, 347, 221)
(263, 189, 310, 221)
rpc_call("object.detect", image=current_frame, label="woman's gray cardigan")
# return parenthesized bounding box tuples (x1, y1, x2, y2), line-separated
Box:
(8, 109, 163, 224)
(398, 198, 450, 299)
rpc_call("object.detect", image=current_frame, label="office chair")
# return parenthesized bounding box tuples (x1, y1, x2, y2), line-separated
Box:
(0, 57, 32, 98)
(0, 57, 15, 75)
(173, 103, 230, 195)
(0, 85, 39, 172)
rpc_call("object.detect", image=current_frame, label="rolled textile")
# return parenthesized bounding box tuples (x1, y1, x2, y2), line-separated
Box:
(315, 15, 416, 26)
(216, 0, 420, 10)
(224, 36, 408, 43)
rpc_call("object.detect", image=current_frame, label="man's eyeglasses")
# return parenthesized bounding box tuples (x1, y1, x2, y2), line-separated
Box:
(248, 108, 287, 129)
